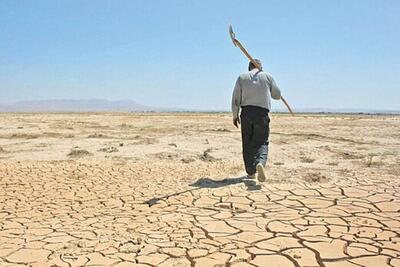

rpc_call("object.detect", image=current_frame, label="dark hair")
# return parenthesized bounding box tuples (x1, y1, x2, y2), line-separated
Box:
(248, 59, 262, 70)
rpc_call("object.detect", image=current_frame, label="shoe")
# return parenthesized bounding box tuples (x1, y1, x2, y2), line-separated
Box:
(246, 174, 256, 179)
(256, 163, 266, 182)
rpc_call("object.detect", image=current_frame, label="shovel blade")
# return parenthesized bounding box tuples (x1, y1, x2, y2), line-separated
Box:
(228, 25, 237, 46)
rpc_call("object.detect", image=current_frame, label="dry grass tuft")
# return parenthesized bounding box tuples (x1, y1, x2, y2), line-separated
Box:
(9, 133, 39, 139)
(199, 148, 219, 162)
(300, 156, 315, 163)
(327, 162, 339, 166)
(365, 154, 384, 168)
(304, 172, 329, 183)
(67, 148, 92, 158)
(98, 146, 119, 153)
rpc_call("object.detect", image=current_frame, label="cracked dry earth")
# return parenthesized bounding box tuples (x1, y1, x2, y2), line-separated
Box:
(0, 113, 399, 267)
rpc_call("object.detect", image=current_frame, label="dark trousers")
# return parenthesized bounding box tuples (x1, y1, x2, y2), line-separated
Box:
(240, 106, 270, 175)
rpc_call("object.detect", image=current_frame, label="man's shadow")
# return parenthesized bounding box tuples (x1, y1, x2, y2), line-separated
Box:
(190, 176, 261, 190)
(145, 176, 261, 207)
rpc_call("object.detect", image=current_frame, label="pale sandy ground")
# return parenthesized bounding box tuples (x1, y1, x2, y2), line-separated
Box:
(0, 112, 399, 267)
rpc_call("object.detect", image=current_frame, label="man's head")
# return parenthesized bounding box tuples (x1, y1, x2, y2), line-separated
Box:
(248, 59, 262, 71)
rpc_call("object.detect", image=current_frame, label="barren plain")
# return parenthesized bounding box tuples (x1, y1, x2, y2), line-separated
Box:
(0, 112, 399, 267)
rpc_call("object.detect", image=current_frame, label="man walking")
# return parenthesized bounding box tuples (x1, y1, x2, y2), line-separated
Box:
(232, 59, 281, 182)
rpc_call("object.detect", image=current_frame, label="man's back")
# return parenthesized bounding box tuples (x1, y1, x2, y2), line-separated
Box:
(231, 69, 281, 119)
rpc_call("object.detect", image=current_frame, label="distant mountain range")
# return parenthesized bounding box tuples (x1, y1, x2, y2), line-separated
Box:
(0, 99, 172, 112)
(0, 99, 398, 114)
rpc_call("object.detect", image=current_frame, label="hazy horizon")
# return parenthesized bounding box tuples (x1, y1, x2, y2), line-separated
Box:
(0, 98, 399, 113)
(1, 1, 399, 111)
(1, 98, 400, 112)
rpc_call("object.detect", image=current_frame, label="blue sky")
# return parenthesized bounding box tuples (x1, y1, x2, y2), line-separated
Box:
(1, 0, 399, 111)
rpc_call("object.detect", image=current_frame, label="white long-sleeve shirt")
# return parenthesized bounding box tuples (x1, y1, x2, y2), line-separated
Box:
(231, 69, 281, 119)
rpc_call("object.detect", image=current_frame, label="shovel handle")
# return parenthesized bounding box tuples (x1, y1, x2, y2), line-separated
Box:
(233, 37, 295, 116)
(281, 96, 294, 115)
